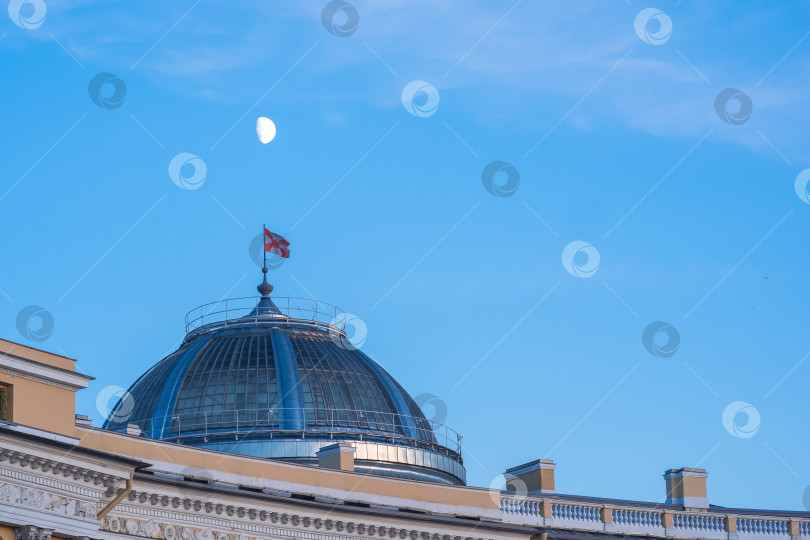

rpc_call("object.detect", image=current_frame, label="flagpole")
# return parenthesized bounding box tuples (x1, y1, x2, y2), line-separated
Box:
(257, 224, 273, 304)
(262, 223, 267, 272)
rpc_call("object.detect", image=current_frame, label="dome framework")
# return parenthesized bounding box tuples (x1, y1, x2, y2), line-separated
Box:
(104, 275, 465, 485)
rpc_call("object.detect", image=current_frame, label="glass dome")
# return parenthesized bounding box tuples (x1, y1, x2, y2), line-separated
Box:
(103, 274, 465, 485)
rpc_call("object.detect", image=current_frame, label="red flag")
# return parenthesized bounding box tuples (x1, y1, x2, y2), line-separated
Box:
(264, 228, 290, 258)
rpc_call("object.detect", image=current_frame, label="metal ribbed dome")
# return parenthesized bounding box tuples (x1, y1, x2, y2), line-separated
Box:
(103, 279, 465, 485)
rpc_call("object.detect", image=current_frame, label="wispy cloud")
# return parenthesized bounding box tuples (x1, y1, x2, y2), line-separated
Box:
(6, 0, 809, 159)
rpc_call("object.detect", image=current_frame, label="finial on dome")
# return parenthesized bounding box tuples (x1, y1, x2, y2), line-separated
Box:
(257, 266, 274, 297)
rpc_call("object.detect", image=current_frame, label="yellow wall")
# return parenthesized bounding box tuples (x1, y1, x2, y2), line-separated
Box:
(0, 338, 76, 371)
(0, 372, 76, 434)
(77, 427, 498, 511)
(0, 525, 16, 540)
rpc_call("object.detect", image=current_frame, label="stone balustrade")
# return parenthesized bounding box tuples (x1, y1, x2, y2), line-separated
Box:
(500, 493, 809, 540)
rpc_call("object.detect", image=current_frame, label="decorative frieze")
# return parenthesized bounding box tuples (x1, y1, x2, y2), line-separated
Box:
(14, 526, 54, 540)
(0, 479, 98, 519)
(104, 516, 481, 540)
(0, 463, 110, 502)
(0, 448, 120, 488)
(103, 494, 493, 540)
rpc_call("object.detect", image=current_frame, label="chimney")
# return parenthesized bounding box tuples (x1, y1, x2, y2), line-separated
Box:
(316, 443, 356, 472)
(125, 423, 142, 436)
(504, 459, 556, 493)
(74, 414, 92, 427)
(665, 467, 708, 509)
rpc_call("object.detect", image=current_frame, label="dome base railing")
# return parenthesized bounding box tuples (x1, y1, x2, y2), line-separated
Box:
(184, 296, 348, 338)
(113, 407, 463, 458)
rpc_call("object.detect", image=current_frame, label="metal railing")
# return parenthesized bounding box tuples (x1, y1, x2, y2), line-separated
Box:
(136, 407, 463, 457)
(185, 296, 347, 337)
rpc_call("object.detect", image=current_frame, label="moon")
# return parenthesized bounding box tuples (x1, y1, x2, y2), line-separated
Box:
(256, 117, 276, 144)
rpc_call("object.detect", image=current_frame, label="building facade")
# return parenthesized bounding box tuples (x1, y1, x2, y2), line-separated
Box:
(0, 279, 808, 540)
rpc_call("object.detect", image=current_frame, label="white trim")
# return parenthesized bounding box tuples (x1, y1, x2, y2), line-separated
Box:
(141, 461, 501, 520)
(667, 496, 710, 509)
(0, 421, 80, 445)
(505, 459, 555, 476)
(315, 444, 356, 457)
(0, 352, 92, 391)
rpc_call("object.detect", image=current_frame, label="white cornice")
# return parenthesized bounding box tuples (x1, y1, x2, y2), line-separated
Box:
(0, 434, 136, 488)
(103, 487, 506, 540)
(0, 352, 92, 391)
(144, 460, 500, 520)
(0, 421, 80, 445)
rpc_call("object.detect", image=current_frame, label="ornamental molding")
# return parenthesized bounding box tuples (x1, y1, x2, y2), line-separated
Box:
(15, 525, 54, 540)
(102, 514, 492, 540)
(0, 463, 105, 499)
(0, 448, 122, 495)
(0, 478, 99, 521)
(102, 489, 495, 540)
(0, 361, 86, 392)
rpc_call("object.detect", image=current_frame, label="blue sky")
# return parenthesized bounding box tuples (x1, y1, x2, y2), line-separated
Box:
(2, 0, 810, 511)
